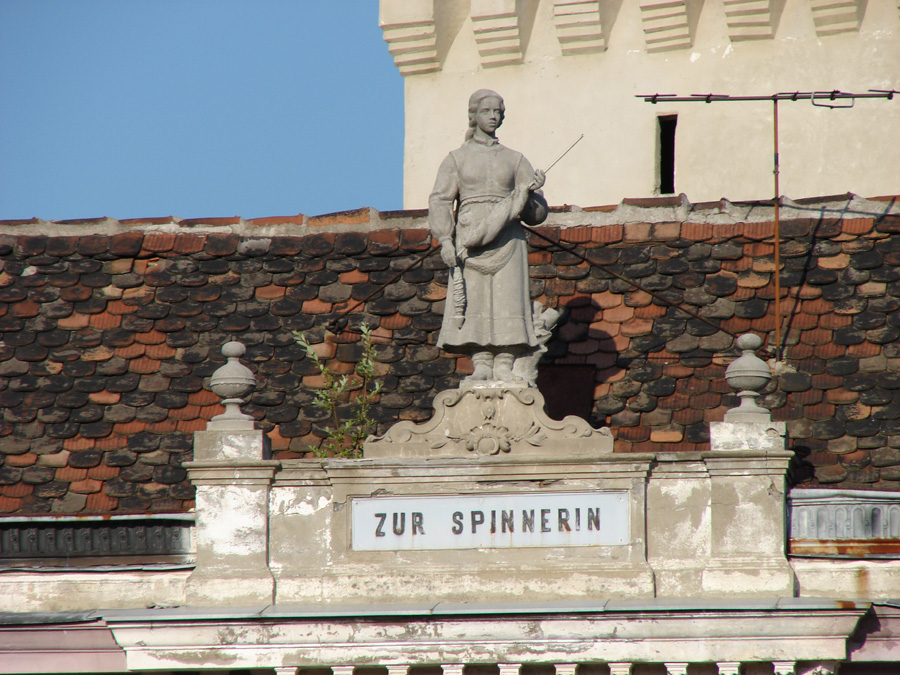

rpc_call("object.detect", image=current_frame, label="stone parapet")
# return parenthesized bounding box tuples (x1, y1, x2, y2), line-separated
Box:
(178, 418, 794, 605)
(646, 447, 795, 597)
(193, 429, 268, 461)
(9, 423, 900, 611)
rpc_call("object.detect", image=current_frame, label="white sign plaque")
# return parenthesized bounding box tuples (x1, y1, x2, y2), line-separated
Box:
(351, 491, 629, 551)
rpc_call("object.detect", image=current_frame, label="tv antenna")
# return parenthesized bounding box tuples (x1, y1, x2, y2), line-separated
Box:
(637, 89, 898, 361)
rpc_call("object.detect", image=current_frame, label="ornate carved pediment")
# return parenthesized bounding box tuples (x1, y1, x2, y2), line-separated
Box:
(364, 385, 613, 458)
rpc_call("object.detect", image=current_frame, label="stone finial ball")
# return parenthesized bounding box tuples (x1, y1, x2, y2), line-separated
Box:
(222, 341, 246, 358)
(736, 334, 763, 351)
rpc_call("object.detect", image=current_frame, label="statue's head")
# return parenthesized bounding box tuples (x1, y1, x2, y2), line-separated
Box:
(466, 89, 505, 139)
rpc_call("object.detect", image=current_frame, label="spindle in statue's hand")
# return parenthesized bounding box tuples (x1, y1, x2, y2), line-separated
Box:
(530, 169, 546, 191)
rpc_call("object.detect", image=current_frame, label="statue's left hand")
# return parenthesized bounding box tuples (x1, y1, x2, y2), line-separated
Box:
(530, 169, 546, 191)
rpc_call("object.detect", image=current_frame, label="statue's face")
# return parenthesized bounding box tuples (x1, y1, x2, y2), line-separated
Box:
(474, 97, 503, 135)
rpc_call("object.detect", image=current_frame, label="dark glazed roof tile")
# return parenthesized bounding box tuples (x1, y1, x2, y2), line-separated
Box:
(108, 232, 144, 256)
(203, 233, 241, 256)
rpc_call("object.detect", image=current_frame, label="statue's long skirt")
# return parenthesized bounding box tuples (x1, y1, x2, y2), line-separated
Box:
(437, 203, 537, 353)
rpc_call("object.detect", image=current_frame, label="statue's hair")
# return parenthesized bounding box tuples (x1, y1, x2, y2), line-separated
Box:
(466, 89, 505, 140)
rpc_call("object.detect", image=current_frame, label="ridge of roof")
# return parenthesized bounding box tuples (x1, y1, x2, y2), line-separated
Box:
(2, 194, 897, 236)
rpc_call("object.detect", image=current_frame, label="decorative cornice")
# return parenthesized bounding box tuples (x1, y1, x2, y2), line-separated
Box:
(378, 0, 883, 74)
(183, 460, 280, 486)
(723, 0, 777, 41)
(809, 0, 862, 37)
(101, 605, 870, 669)
(638, 0, 693, 53)
(553, 1, 606, 55)
(471, 0, 523, 67)
(379, 0, 440, 75)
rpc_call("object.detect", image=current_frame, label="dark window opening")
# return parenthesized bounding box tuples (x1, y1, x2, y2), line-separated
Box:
(658, 115, 677, 195)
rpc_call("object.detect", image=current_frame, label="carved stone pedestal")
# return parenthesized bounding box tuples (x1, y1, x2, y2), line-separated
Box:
(262, 386, 647, 604)
(364, 385, 613, 458)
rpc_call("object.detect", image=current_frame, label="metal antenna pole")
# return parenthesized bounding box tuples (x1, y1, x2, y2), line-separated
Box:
(773, 97, 782, 361)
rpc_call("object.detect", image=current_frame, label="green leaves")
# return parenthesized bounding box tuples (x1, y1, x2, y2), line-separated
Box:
(292, 323, 382, 458)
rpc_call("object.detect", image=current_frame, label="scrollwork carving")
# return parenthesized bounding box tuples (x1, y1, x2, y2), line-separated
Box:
(365, 386, 612, 458)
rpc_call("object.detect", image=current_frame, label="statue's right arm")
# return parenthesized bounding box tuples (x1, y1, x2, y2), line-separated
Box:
(428, 154, 460, 267)
(515, 155, 549, 226)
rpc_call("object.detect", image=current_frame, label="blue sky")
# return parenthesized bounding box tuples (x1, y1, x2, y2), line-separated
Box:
(0, 1, 404, 221)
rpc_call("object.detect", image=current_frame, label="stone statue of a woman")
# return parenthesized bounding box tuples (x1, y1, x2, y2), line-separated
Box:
(429, 89, 549, 384)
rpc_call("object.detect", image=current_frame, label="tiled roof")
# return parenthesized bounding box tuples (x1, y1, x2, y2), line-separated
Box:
(1, 196, 899, 515)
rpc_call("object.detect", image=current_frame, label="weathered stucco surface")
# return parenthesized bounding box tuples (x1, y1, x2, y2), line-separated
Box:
(185, 418, 797, 607)
(383, 0, 900, 208)
(0, 570, 189, 612)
